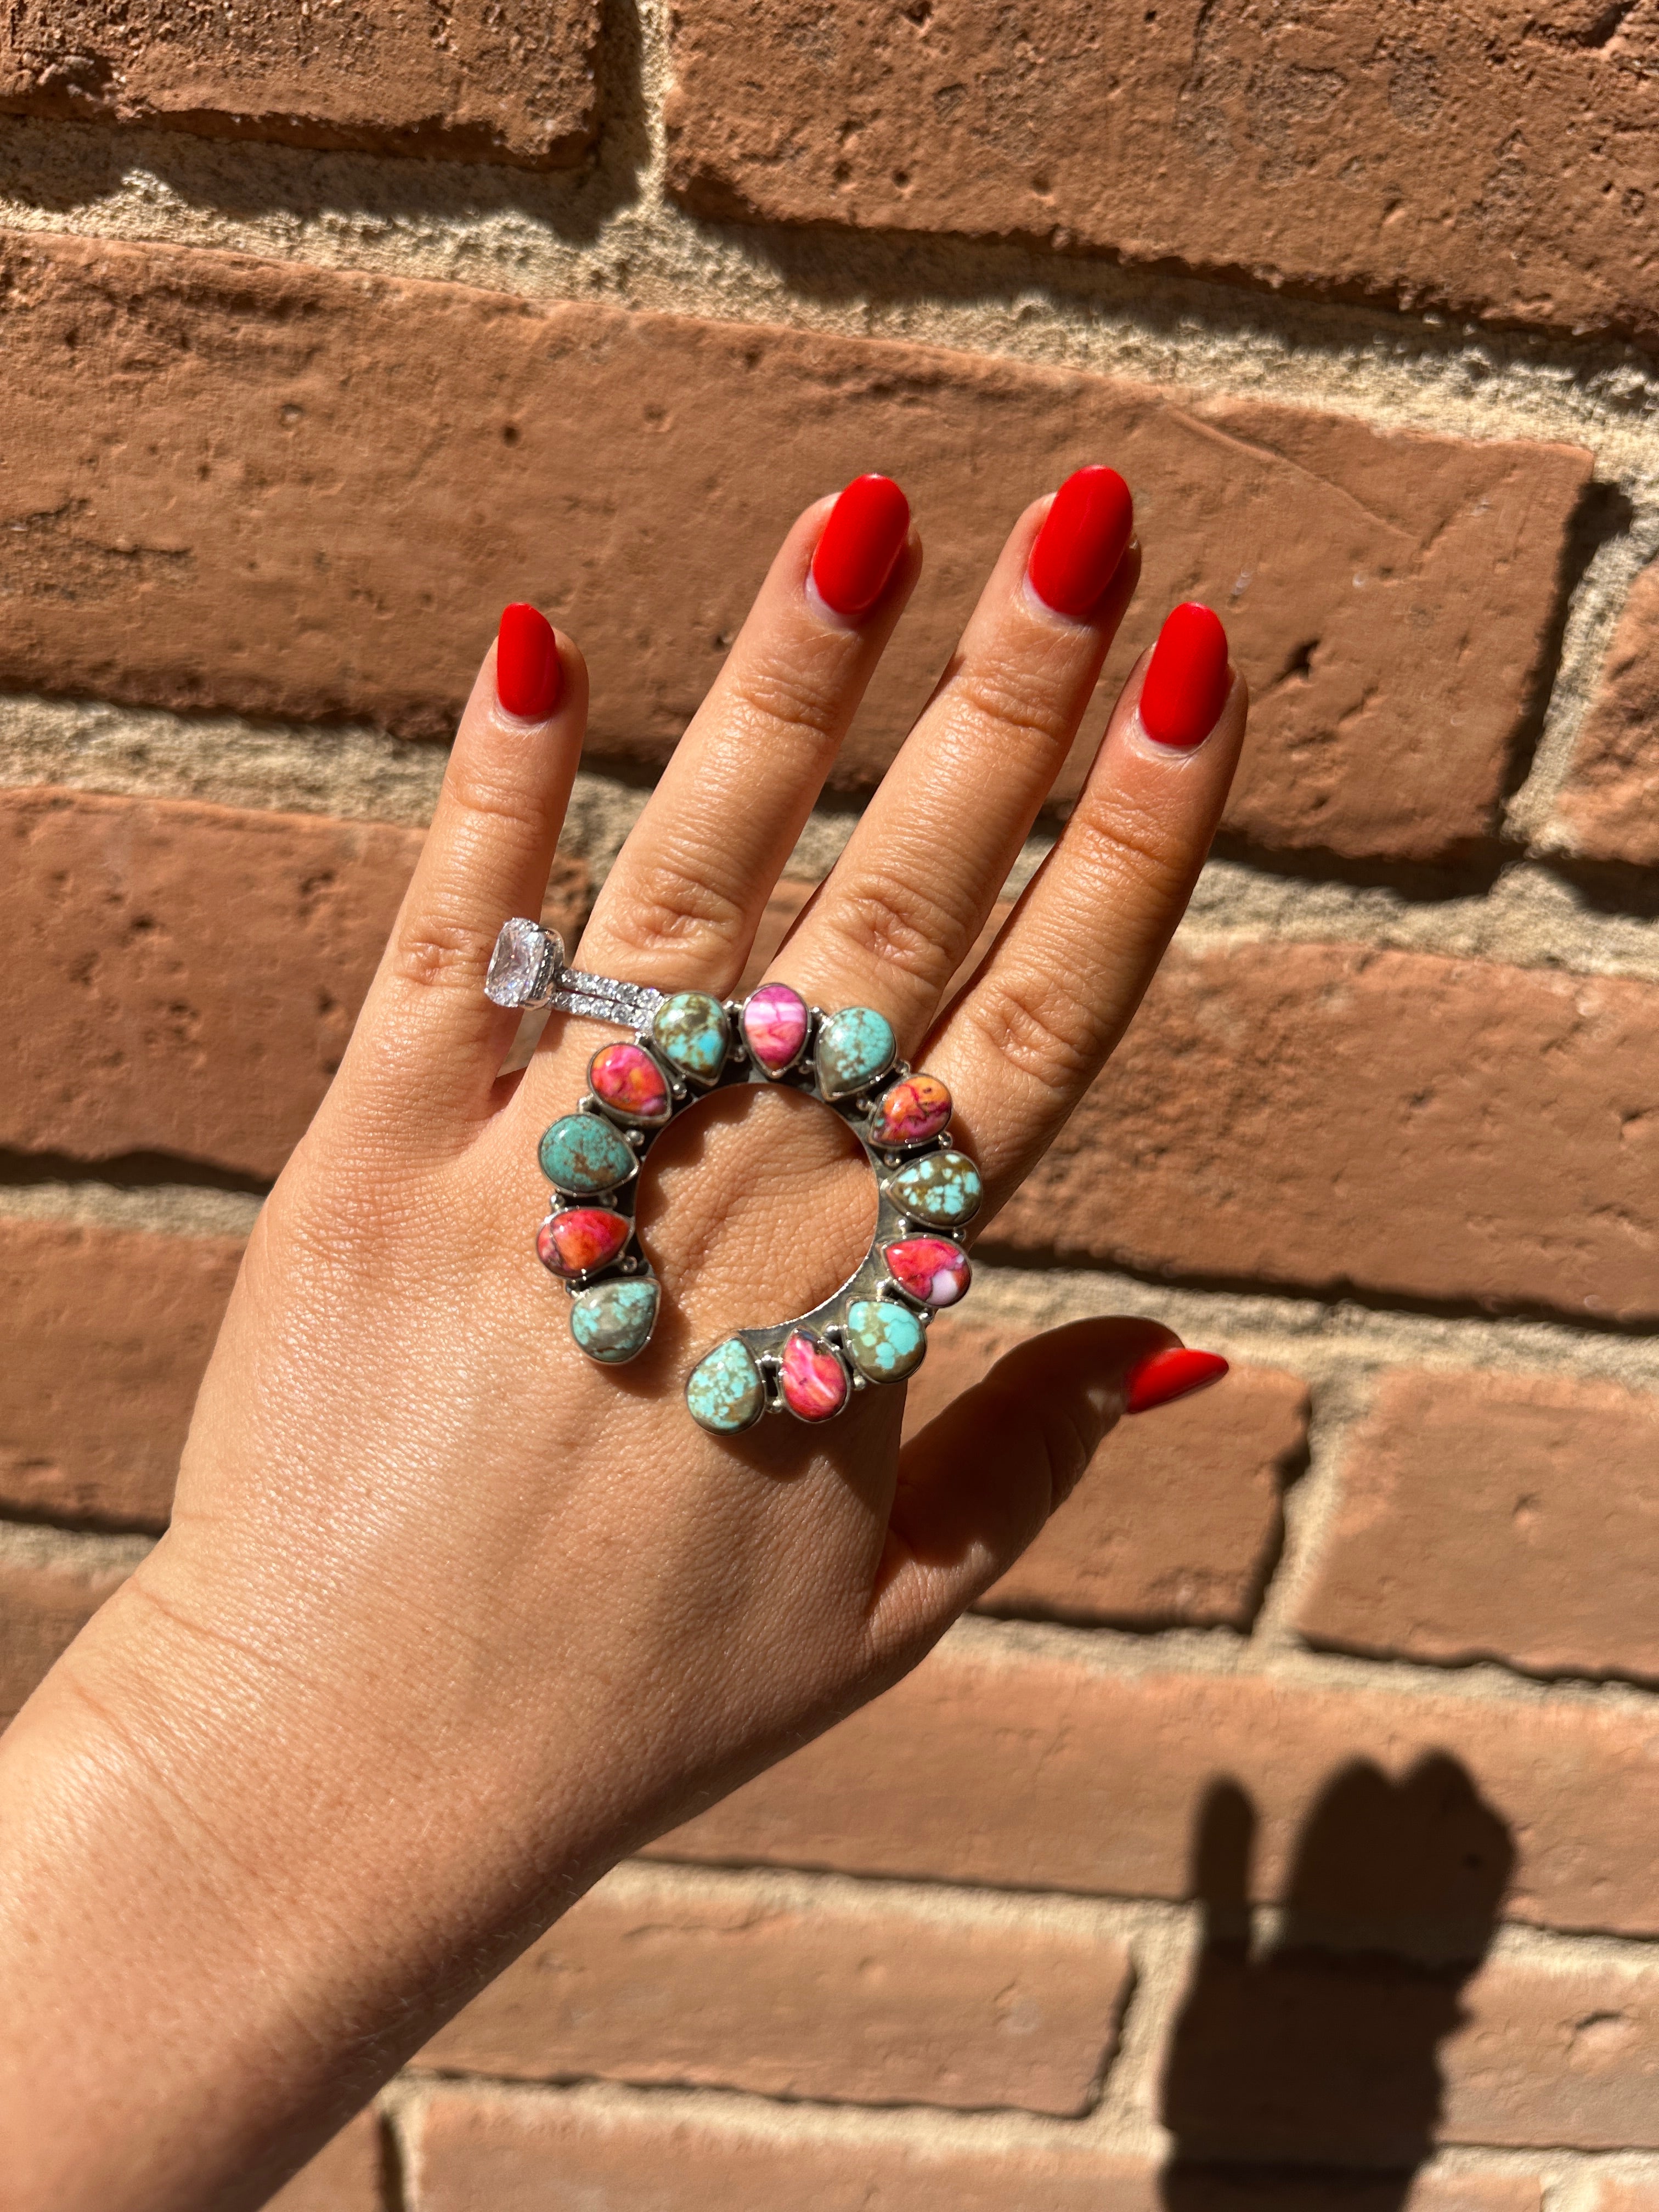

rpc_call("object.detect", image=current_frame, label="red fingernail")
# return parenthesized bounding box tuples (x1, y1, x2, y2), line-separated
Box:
(1138, 603, 1231, 749)
(1125, 1346, 1230, 1414)
(811, 475, 911, 619)
(496, 603, 561, 720)
(1027, 466, 1134, 620)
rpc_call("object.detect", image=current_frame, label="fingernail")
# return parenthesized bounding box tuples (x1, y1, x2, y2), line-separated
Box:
(1027, 465, 1134, 620)
(811, 475, 911, 619)
(496, 602, 562, 720)
(1125, 1346, 1230, 1415)
(1138, 603, 1231, 749)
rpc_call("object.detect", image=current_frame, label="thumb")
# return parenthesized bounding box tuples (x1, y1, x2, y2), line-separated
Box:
(870, 1318, 1229, 1660)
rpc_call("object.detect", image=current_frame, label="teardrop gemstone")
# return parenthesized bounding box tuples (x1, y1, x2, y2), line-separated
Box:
(686, 1336, 767, 1434)
(870, 1072, 952, 1148)
(569, 1276, 659, 1364)
(884, 1237, 972, 1309)
(539, 1112, 637, 1195)
(652, 991, 731, 1085)
(780, 1331, 850, 1421)
(742, 982, 810, 1075)
(844, 1297, 926, 1384)
(815, 1006, 895, 1099)
(537, 1207, 631, 1279)
(889, 1149, 983, 1231)
(589, 1041, 672, 1126)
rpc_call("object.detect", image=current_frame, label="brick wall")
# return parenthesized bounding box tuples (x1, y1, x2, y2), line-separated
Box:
(3, 6, 1659, 2208)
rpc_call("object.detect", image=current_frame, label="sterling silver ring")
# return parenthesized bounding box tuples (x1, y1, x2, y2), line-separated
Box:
(486, 917, 981, 1434)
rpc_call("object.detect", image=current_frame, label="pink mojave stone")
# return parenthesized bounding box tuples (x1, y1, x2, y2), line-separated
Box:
(780, 1330, 850, 1420)
(870, 1072, 952, 1147)
(742, 983, 810, 1074)
(589, 1041, 672, 1125)
(884, 1237, 972, 1308)
(537, 1208, 631, 1279)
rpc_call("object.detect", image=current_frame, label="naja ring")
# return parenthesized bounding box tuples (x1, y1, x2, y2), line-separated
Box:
(486, 917, 981, 1433)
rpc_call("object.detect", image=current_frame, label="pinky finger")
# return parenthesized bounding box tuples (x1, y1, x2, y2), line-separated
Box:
(928, 603, 1247, 1206)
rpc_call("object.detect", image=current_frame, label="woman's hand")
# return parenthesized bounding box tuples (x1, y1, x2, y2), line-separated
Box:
(0, 471, 1247, 2211)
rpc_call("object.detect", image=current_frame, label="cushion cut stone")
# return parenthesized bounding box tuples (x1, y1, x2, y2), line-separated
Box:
(686, 1336, 767, 1432)
(484, 917, 560, 1007)
(884, 1236, 972, 1308)
(589, 1041, 672, 1125)
(536, 1207, 631, 1279)
(888, 1149, 983, 1230)
(870, 1072, 951, 1147)
(816, 1005, 895, 1098)
(742, 982, 810, 1075)
(569, 1276, 659, 1364)
(780, 1330, 850, 1420)
(539, 1112, 636, 1194)
(845, 1297, 927, 1383)
(652, 991, 731, 1085)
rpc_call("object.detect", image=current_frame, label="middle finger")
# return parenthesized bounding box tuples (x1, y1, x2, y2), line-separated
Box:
(775, 467, 1138, 1048)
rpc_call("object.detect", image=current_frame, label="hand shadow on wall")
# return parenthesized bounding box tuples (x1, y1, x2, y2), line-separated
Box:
(1159, 1758, 1514, 2207)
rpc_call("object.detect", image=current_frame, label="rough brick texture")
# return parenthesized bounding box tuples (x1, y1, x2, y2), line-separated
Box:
(0, 231, 1591, 862)
(0, 1552, 131, 1731)
(0, 1217, 242, 1530)
(1556, 558, 1659, 866)
(267, 2110, 385, 2212)
(1297, 1369, 1659, 1684)
(0, 2, 599, 166)
(667, 0, 1659, 348)
(2, 788, 586, 1179)
(996, 941, 1659, 1325)
(420, 1865, 1130, 2115)
(409, 2087, 1542, 2210)
(904, 1324, 1306, 1628)
(651, 1641, 1659, 1940)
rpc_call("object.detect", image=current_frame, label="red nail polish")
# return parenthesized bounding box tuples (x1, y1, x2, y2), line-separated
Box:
(496, 603, 561, 720)
(811, 475, 911, 619)
(1138, 603, 1231, 749)
(1125, 1346, 1230, 1415)
(1027, 465, 1134, 620)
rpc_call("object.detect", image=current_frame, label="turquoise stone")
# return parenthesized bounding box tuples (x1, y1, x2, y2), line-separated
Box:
(539, 1111, 637, 1195)
(652, 991, 730, 1085)
(845, 1298, 926, 1384)
(686, 1336, 766, 1433)
(569, 1276, 659, 1363)
(889, 1149, 983, 1231)
(816, 1006, 896, 1099)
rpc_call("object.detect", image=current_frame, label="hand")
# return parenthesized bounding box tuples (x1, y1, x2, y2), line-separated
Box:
(0, 470, 1246, 2210)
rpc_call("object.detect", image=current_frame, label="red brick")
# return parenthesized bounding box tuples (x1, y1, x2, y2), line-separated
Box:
(1555, 560, 1659, 867)
(267, 2111, 384, 2212)
(649, 1640, 1659, 1940)
(1297, 1370, 1659, 1684)
(1587, 2185, 1659, 2212)
(0, 2, 597, 166)
(0, 231, 1590, 862)
(419, 1864, 1130, 2116)
(0, 1217, 242, 1531)
(408, 2087, 1540, 2210)
(995, 941, 1659, 1325)
(667, 0, 1659, 348)
(1, 788, 586, 1179)
(902, 1323, 1305, 1629)
(1163, 1940, 1659, 2159)
(0, 1551, 131, 1731)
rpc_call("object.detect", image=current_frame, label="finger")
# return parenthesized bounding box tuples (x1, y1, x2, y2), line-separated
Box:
(336, 606, 587, 1133)
(930, 602, 1246, 1202)
(774, 469, 1138, 1047)
(870, 1320, 1231, 1655)
(573, 477, 918, 997)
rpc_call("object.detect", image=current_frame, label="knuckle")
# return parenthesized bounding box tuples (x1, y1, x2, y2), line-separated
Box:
(392, 914, 496, 994)
(1068, 790, 1192, 905)
(947, 654, 1077, 754)
(724, 648, 844, 750)
(607, 855, 749, 960)
(825, 867, 967, 981)
(444, 764, 547, 840)
(970, 970, 1101, 1091)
